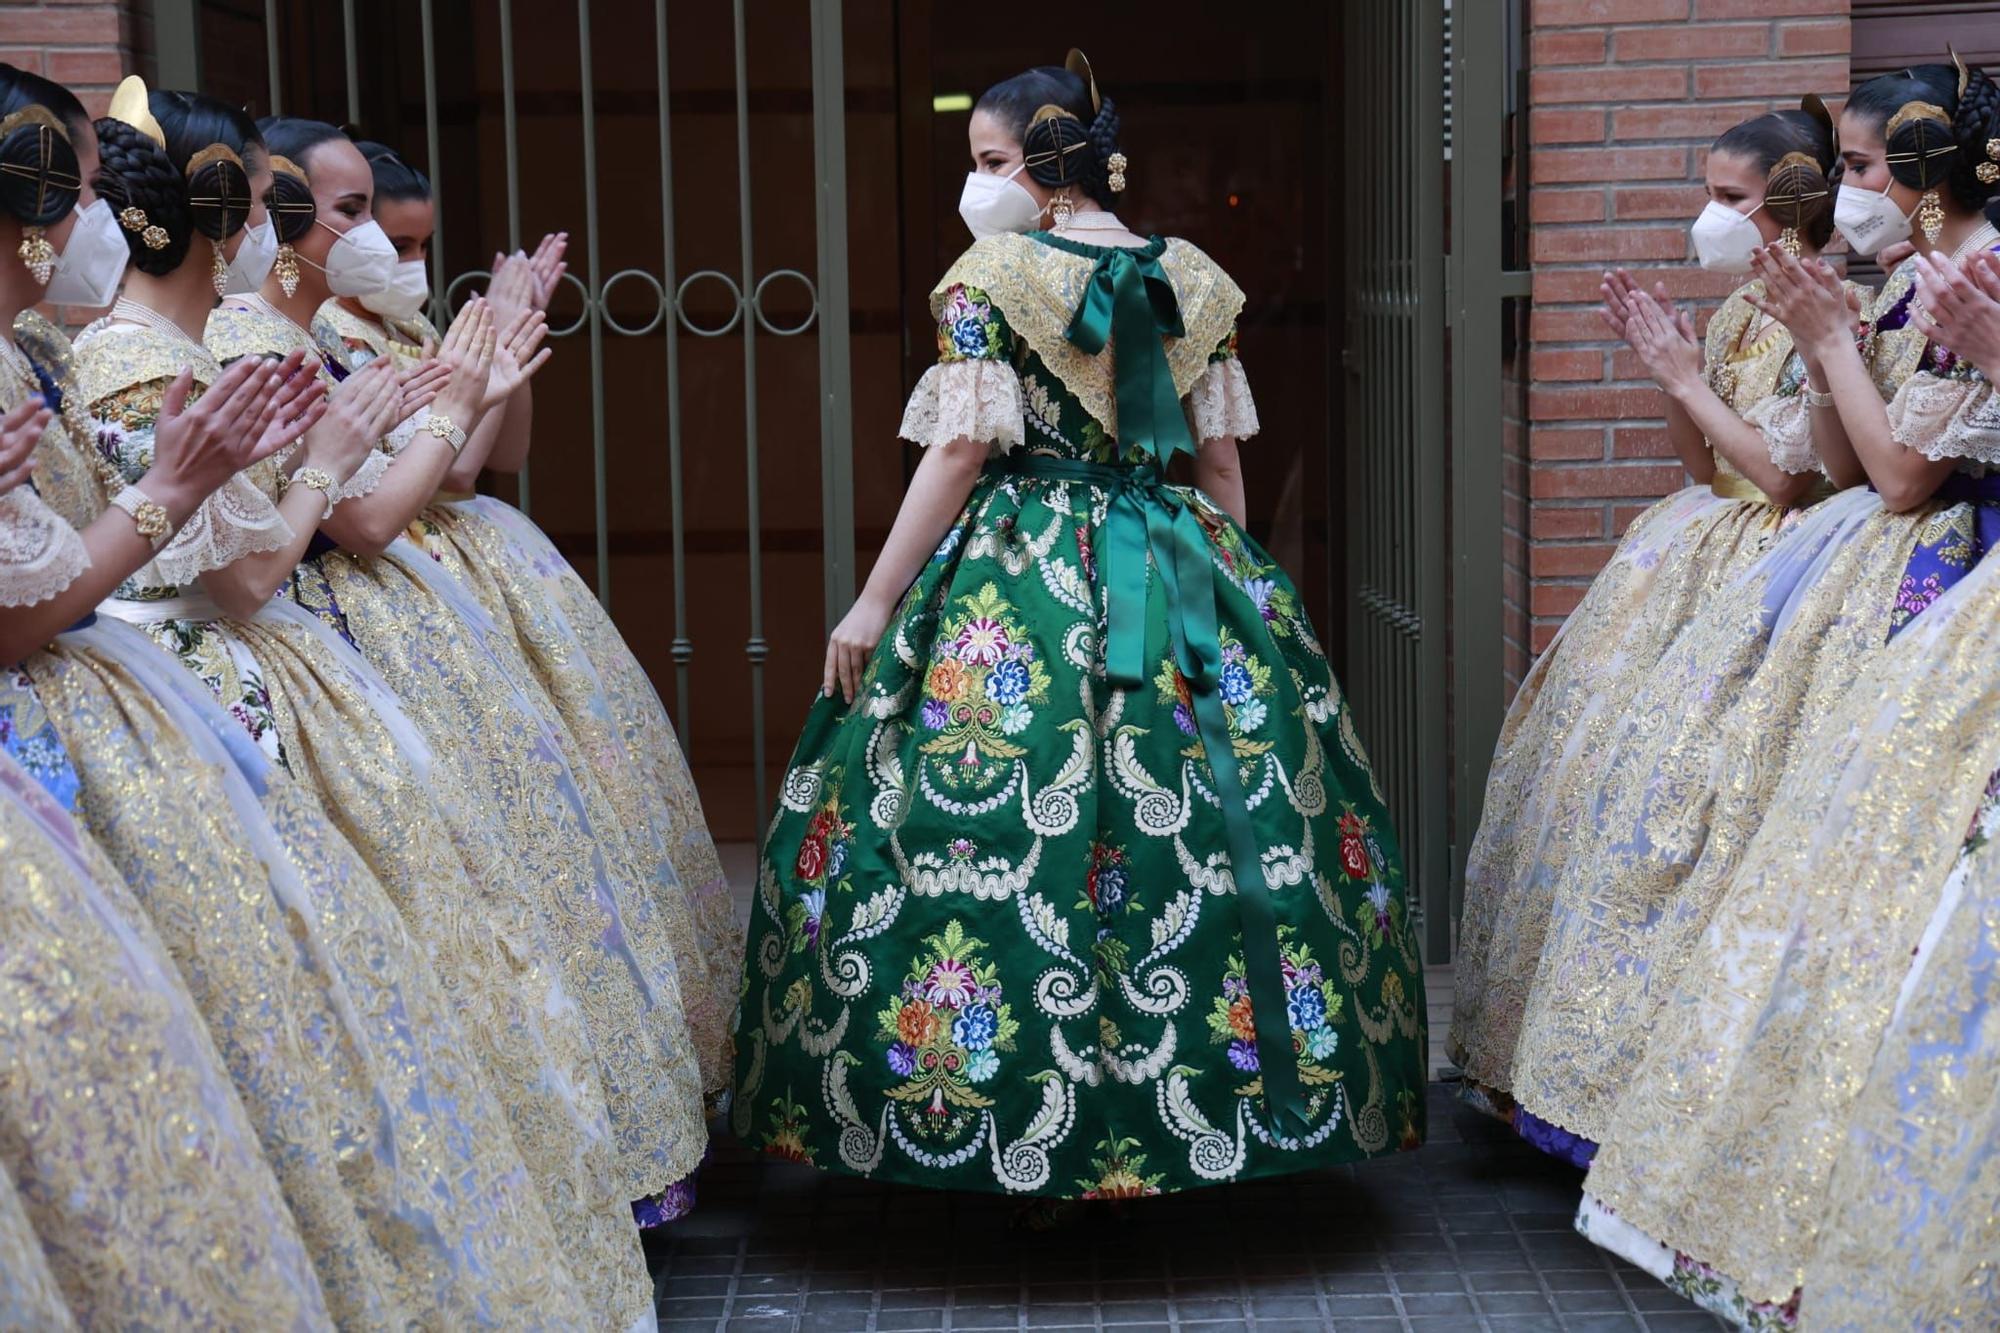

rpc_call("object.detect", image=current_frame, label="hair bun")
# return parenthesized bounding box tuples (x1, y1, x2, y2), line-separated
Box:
(184, 145, 253, 242)
(1022, 106, 1092, 189)
(264, 158, 316, 244)
(0, 107, 79, 227)
(92, 114, 193, 276)
(1765, 151, 1832, 235)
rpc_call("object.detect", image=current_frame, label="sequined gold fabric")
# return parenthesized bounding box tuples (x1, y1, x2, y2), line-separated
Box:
(1586, 546, 2000, 1306)
(931, 234, 1244, 436)
(1451, 283, 1822, 1093)
(214, 296, 709, 1187)
(0, 747, 329, 1330)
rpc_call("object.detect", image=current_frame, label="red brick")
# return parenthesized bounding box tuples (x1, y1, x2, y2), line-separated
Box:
(1531, 505, 1607, 540)
(45, 48, 126, 87)
(1532, 65, 1689, 104)
(1531, 386, 1667, 422)
(1530, 582, 1591, 617)
(1531, 107, 1608, 145)
(1696, 0, 1840, 15)
(1535, 0, 1688, 24)
(1612, 102, 1769, 142)
(0, 47, 44, 73)
(1612, 424, 1680, 457)
(1613, 184, 1710, 220)
(0, 8, 120, 43)
(1530, 349, 1606, 383)
(1532, 543, 1618, 578)
(1531, 189, 1607, 224)
(1532, 145, 1688, 186)
(1532, 266, 1737, 305)
(1777, 18, 1848, 57)
(1614, 23, 1769, 63)
(1530, 461, 1685, 499)
(1530, 426, 1607, 460)
(1530, 621, 1562, 655)
(1531, 225, 1688, 263)
(1531, 29, 1609, 66)
(1694, 58, 1846, 100)
(1533, 307, 1620, 342)
(1612, 502, 1662, 532)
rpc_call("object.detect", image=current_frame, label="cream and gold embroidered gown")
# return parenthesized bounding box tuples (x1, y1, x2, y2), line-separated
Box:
(29, 314, 611, 1326)
(317, 298, 738, 1101)
(0, 709, 328, 1327)
(206, 298, 707, 1208)
(1574, 240, 2000, 1328)
(1502, 245, 2000, 1159)
(1452, 280, 1839, 1108)
(63, 314, 659, 1325)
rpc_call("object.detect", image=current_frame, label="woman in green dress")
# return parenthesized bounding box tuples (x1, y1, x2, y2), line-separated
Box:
(732, 52, 1428, 1198)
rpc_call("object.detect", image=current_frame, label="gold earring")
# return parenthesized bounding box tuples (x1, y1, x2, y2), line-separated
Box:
(1918, 188, 1946, 245)
(1779, 226, 1801, 257)
(274, 242, 299, 298)
(17, 225, 53, 284)
(1107, 152, 1128, 193)
(209, 240, 228, 297)
(1049, 188, 1075, 230)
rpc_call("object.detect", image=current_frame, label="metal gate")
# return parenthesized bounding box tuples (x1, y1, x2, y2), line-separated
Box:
(154, 0, 857, 834)
(1342, 0, 1450, 962)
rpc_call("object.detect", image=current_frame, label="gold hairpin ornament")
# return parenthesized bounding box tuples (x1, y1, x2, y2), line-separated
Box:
(1107, 151, 1128, 193)
(107, 75, 166, 147)
(118, 205, 170, 252)
(1065, 49, 1101, 114)
(1981, 137, 2000, 187)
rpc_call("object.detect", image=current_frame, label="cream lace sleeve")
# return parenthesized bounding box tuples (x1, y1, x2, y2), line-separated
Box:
(1741, 394, 1817, 474)
(1888, 370, 2000, 467)
(897, 361, 1024, 452)
(335, 446, 393, 501)
(1187, 358, 1261, 443)
(0, 487, 88, 607)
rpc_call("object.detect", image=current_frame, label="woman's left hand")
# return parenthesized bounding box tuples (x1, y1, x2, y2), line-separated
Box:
(1913, 250, 2000, 376)
(1625, 287, 1703, 395)
(481, 308, 553, 410)
(1748, 245, 1851, 352)
(823, 593, 892, 704)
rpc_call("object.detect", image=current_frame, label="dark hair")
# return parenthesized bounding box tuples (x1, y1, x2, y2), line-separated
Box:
(255, 116, 348, 177)
(974, 64, 1123, 211)
(94, 88, 260, 277)
(1847, 61, 2000, 223)
(256, 117, 352, 245)
(354, 139, 430, 203)
(1712, 107, 1837, 250)
(0, 63, 83, 228)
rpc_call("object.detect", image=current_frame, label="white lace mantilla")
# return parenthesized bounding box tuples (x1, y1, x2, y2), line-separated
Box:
(898, 361, 1024, 453)
(0, 487, 88, 607)
(1187, 358, 1260, 443)
(1741, 394, 1817, 475)
(1890, 370, 2000, 469)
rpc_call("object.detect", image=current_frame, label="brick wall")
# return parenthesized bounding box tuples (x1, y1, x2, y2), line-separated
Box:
(1516, 0, 1851, 672)
(0, 1, 152, 118)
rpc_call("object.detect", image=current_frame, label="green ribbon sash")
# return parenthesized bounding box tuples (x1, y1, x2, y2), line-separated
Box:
(981, 241, 1311, 1138)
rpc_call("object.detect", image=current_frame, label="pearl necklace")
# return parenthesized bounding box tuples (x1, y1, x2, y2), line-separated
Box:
(1055, 210, 1131, 234)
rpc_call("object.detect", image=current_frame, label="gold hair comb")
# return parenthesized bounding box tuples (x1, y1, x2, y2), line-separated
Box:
(107, 75, 166, 148)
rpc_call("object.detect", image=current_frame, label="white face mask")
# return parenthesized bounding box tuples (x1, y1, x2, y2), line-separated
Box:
(957, 162, 1044, 241)
(221, 219, 277, 296)
(1834, 181, 1913, 257)
(1689, 199, 1766, 274)
(311, 217, 399, 296)
(44, 199, 128, 307)
(360, 258, 430, 320)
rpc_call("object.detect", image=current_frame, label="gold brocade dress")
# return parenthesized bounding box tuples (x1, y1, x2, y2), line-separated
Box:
(39, 316, 603, 1327)
(1451, 282, 1838, 1104)
(0, 744, 329, 1330)
(64, 320, 659, 1327)
(316, 298, 739, 1101)
(1574, 244, 2000, 1326)
(1506, 247, 2000, 1153)
(206, 297, 707, 1206)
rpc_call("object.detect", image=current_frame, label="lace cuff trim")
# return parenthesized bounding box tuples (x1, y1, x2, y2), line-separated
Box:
(338, 448, 393, 502)
(1891, 372, 2000, 466)
(1741, 394, 1817, 474)
(0, 488, 88, 607)
(142, 472, 294, 587)
(898, 360, 1024, 453)
(1187, 357, 1261, 442)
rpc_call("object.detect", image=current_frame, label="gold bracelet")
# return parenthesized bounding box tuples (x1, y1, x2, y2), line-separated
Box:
(1801, 385, 1835, 408)
(289, 466, 337, 520)
(423, 411, 467, 455)
(109, 485, 173, 550)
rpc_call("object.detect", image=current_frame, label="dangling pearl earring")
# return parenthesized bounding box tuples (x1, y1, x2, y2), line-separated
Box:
(274, 242, 300, 298)
(209, 240, 229, 297)
(1778, 226, 1801, 257)
(17, 226, 53, 284)
(1917, 189, 1946, 246)
(1049, 187, 1075, 231)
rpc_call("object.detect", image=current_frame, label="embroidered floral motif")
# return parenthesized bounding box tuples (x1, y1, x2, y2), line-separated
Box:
(787, 786, 855, 953)
(918, 583, 1050, 790)
(760, 1090, 816, 1165)
(1155, 629, 1277, 761)
(876, 920, 1018, 1138)
(937, 285, 1007, 364)
(1077, 840, 1138, 988)
(1077, 1136, 1165, 1198)
(1208, 929, 1344, 1093)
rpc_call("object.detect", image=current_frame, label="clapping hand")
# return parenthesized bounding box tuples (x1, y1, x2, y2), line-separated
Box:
(0, 397, 51, 498)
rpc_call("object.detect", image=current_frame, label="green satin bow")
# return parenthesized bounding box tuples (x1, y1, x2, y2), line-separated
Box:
(1063, 246, 1191, 470)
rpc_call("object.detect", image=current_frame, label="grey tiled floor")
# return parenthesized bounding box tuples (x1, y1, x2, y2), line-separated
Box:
(681, 848, 1719, 1332)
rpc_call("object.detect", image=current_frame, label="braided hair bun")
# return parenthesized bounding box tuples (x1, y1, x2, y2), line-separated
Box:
(1851, 60, 2000, 223)
(0, 103, 79, 227)
(1952, 63, 2000, 223)
(184, 143, 254, 244)
(974, 56, 1126, 210)
(1766, 151, 1834, 250)
(93, 115, 193, 275)
(264, 156, 315, 244)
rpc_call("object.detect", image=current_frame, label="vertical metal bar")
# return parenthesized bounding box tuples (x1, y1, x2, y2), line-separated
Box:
(577, 0, 611, 607)
(656, 0, 692, 731)
(499, 0, 528, 514)
(342, 0, 361, 126)
(810, 0, 857, 629)
(732, 0, 769, 827)
(419, 0, 444, 309)
(263, 0, 282, 114)
(155, 0, 204, 90)
(1414, 0, 1450, 963)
